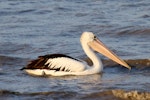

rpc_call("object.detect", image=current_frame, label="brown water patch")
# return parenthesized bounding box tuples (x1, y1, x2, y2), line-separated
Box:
(115, 28, 150, 36)
(82, 90, 150, 100)
(84, 58, 150, 68)
(112, 90, 150, 100)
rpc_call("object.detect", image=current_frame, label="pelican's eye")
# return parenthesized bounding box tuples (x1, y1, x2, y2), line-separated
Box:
(94, 36, 97, 40)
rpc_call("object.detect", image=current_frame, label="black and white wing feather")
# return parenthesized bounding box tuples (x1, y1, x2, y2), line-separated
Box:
(22, 54, 86, 72)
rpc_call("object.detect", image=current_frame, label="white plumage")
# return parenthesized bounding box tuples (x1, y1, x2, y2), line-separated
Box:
(45, 57, 86, 72)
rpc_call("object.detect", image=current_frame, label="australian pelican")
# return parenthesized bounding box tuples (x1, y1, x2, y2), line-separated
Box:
(22, 32, 131, 76)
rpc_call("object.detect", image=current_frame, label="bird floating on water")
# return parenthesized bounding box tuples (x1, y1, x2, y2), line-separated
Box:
(22, 32, 131, 76)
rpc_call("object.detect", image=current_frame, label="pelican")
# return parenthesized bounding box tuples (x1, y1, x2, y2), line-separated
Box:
(22, 32, 131, 76)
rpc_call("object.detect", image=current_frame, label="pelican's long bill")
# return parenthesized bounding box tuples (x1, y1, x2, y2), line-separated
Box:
(88, 38, 131, 70)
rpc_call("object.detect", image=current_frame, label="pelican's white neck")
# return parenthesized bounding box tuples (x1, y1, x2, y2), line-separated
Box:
(81, 41, 103, 72)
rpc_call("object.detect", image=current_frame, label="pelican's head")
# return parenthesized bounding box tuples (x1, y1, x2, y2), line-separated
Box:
(80, 32, 131, 70)
(80, 32, 96, 43)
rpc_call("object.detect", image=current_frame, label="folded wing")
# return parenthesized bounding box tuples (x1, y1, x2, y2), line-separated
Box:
(22, 54, 86, 72)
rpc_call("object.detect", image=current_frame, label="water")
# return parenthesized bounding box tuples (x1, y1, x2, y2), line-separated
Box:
(0, 0, 150, 99)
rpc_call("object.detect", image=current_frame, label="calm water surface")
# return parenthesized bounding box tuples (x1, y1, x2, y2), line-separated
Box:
(0, 0, 150, 99)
